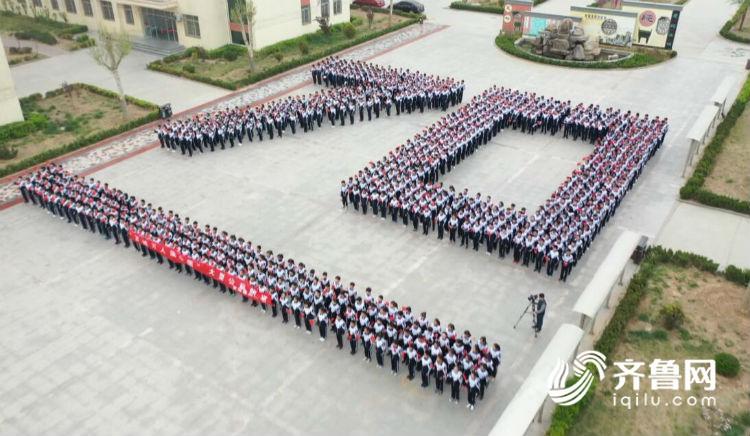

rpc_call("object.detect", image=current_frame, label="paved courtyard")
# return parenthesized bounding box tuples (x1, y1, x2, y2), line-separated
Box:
(0, 0, 748, 435)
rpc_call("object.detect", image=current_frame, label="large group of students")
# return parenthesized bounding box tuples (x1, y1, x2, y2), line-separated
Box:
(340, 85, 668, 281)
(17, 163, 501, 410)
(154, 56, 465, 157)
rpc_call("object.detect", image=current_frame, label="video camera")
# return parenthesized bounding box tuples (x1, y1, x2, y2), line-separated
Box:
(528, 293, 541, 303)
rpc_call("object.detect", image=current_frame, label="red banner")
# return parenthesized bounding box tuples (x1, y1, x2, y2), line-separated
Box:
(128, 229, 272, 304)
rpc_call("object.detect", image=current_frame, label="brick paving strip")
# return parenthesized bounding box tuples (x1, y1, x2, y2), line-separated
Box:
(0, 23, 446, 209)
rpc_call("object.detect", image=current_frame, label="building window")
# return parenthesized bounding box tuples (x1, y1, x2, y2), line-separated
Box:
(51, 0, 59, 10)
(64, 0, 76, 14)
(301, 5, 311, 25)
(123, 4, 134, 24)
(100, 0, 114, 20)
(321, 0, 329, 18)
(184, 14, 200, 38)
(333, 0, 342, 15)
(81, 0, 92, 16)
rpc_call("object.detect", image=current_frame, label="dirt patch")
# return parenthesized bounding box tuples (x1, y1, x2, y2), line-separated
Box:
(569, 265, 750, 436)
(0, 88, 152, 170)
(703, 107, 750, 201)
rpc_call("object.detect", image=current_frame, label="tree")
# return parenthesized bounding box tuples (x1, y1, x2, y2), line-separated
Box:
(89, 28, 132, 115)
(730, 0, 747, 31)
(230, 0, 257, 72)
(366, 7, 374, 29)
(388, 0, 394, 27)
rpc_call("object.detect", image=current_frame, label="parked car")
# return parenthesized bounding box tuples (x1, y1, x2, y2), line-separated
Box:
(393, 0, 424, 13)
(353, 0, 386, 8)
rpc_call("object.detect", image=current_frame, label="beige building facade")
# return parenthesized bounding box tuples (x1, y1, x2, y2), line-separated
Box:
(0, 37, 24, 126)
(7, 0, 350, 50)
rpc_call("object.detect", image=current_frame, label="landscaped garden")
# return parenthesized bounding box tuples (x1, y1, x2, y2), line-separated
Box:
(680, 73, 750, 215)
(0, 84, 159, 178)
(721, 0, 750, 43)
(548, 247, 750, 436)
(0, 10, 93, 51)
(148, 8, 421, 90)
(495, 33, 676, 69)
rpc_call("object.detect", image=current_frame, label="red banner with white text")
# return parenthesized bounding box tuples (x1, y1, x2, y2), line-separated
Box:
(128, 229, 272, 305)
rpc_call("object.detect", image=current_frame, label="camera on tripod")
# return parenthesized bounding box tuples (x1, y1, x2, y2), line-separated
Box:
(514, 292, 541, 329)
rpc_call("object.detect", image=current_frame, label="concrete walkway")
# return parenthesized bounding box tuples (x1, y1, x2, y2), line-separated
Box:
(656, 201, 750, 269)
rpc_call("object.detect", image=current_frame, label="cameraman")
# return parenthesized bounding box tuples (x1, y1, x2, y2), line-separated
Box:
(534, 293, 546, 338)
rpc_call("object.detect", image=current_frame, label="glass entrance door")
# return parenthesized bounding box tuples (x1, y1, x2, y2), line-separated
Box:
(142, 8, 178, 42)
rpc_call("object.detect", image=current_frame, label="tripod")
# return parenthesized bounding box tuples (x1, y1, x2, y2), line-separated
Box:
(513, 301, 537, 329)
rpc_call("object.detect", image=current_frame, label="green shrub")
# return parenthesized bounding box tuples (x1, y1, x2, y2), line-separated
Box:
(449, 1, 504, 14)
(224, 51, 238, 61)
(659, 303, 685, 330)
(14, 29, 57, 45)
(75, 34, 89, 43)
(273, 52, 284, 63)
(342, 23, 357, 39)
(548, 370, 598, 436)
(350, 16, 364, 26)
(723, 265, 750, 286)
(0, 112, 49, 142)
(715, 352, 741, 377)
(298, 40, 310, 55)
(183, 64, 196, 73)
(9, 46, 33, 54)
(0, 144, 18, 160)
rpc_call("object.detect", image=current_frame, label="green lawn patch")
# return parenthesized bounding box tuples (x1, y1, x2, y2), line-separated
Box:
(0, 84, 159, 179)
(148, 8, 423, 91)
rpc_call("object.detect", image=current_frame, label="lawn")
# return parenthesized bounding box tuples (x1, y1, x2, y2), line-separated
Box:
(730, 21, 750, 39)
(703, 107, 750, 201)
(0, 85, 155, 173)
(150, 8, 416, 89)
(567, 263, 750, 436)
(0, 11, 88, 50)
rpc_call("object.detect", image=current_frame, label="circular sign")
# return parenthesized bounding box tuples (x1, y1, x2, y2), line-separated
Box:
(503, 14, 512, 23)
(601, 18, 618, 35)
(504, 4, 512, 13)
(639, 10, 657, 27)
(656, 16, 670, 35)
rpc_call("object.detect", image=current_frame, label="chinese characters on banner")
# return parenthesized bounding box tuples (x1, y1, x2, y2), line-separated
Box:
(128, 229, 272, 305)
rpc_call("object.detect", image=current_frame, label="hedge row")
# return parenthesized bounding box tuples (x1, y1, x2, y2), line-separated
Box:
(449, 1, 504, 14)
(0, 84, 159, 179)
(495, 34, 676, 69)
(679, 73, 750, 215)
(14, 29, 57, 45)
(0, 112, 48, 142)
(720, 0, 750, 44)
(449, 0, 547, 12)
(547, 246, 749, 435)
(547, 372, 599, 436)
(148, 17, 420, 90)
